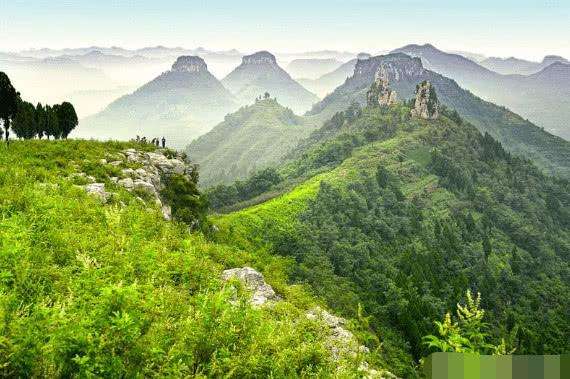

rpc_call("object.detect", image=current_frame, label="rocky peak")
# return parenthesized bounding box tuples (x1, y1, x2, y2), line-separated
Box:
(242, 51, 277, 65)
(357, 52, 372, 61)
(542, 55, 569, 65)
(411, 80, 439, 120)
(354, 53, 425, 83)
(366, 64, 398, 107)
(171, 56, 208, 73)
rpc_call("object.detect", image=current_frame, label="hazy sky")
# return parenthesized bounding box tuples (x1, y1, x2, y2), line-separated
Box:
(1, 0, 569, 60)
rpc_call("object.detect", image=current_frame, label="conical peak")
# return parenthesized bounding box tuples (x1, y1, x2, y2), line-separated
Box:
(171, 56, 208, 73)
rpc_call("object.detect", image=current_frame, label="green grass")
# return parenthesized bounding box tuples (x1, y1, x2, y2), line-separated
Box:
(0, 140, 367, 377)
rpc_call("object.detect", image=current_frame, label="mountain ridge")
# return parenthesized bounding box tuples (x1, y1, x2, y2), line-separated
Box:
(222, 51, 319, 114)
(76, 56, 238, 148)
(306, 53, 570, 178)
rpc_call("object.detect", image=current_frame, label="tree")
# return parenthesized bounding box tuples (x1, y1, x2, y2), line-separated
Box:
(44, 105, 59, 139)
(34, 103, 45, 139)
(160, 173, 209, 231)
(0, 72, 20, 142)
(55, 102, 78, 138)
(12, 100, 37, 139)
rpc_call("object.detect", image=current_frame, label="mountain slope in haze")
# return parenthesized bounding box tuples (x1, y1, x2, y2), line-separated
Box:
(0, 56, 115, 116)
(392, 44, 570, 139)
(187, 98, 317, 187)
(480, 55, 569, 75)
(76, 56, 239, 148)
(222, 51, 319, 114)
(286, 58, 343, 80)
(213, 103, 570, 376)
(306, 53, 570, 178)
(299, 53, 371, 97)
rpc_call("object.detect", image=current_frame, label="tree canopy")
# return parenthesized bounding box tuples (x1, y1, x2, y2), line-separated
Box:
(0, 72, 78, 141)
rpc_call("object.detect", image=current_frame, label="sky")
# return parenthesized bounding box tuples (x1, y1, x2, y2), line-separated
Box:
(1, 0, 569, 60)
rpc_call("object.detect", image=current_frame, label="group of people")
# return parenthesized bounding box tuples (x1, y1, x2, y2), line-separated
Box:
(135, 135, 166, 148)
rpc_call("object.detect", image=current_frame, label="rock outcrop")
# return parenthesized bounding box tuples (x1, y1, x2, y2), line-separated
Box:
(79, 149, 195, 220)
(221, 267, 281, 306)
(171, 56, 208, 73)
(367, 64, 398, 107)
(411, 80, 439, 119)
(83, 182, 113, 203)
(118, 149, 192, 219)
(221, 267, 397, 378)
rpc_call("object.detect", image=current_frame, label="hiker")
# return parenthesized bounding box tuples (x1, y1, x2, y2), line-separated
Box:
(161, 137, 166, 148)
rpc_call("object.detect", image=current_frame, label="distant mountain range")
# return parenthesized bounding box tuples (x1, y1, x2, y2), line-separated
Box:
(222, 51, 319, 114)
(298, 53, 371, 97)
(307, 53, 570, 178)
(0, 55, 116, 115)
(75, 56, 238, 148)
(391, 44, 570, 140)
(286, 58, 344, 80)
(479, 55, 569, 75)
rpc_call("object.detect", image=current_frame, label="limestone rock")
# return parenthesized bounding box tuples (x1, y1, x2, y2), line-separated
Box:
(221, 267, 281, 306)
(118, 177, 134, 190)
(411, 81, 439, 119)
(367, 64, 398, 107)
(83, 183, 112, 203)
(161, 204, 172, 221)
(73, 149, 195, 221)
(221, 267, 395, 378)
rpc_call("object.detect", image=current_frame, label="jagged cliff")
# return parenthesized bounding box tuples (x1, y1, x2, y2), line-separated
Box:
(366, 65, 399, 107)
(410, 80, 439, 119)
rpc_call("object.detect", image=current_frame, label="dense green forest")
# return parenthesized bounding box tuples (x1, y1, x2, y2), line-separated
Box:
(214, 102, 570, 377)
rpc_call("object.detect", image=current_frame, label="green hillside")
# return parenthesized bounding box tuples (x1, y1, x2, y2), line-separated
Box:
(187, 98, 317, 187)
(214, 104, 570, 376)
(0, 140, 377, 377)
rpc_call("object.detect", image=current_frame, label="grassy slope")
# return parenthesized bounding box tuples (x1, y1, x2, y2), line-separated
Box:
(0, 140, 366, 377)
(187, 99, 318, 187)
(215, 125, 432, 247)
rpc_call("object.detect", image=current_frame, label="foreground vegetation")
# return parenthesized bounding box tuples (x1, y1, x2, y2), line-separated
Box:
(214, 104, 570, 376)
(0, 140, 369, 377)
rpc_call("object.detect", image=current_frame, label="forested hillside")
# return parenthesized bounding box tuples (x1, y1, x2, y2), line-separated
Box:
(187, 97, 317, 187)
(213, 102, 570, 376)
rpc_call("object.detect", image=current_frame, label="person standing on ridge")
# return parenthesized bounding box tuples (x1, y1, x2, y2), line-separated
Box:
(161, 137, 166, 148)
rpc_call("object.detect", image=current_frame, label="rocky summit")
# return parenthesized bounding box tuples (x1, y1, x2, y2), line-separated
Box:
(171, 55, 208, 73)
(411, 80, 439, 119)
(366, 65, 398, 107)
(242, 50, 277, 65)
